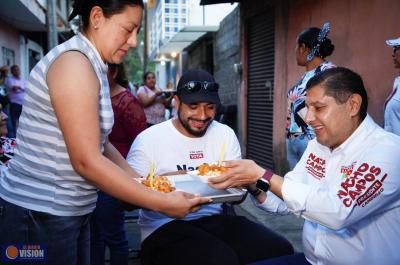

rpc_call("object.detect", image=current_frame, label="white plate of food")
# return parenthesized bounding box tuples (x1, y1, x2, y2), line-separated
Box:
(187, 162, 228, 183)
(165, 173, 246, 204)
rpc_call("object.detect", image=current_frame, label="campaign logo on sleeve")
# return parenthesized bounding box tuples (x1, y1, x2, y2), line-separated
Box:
(337, 162, 387, 207)
(306, 153, 326, 180)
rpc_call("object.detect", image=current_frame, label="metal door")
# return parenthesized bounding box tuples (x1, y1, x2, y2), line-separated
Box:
(246, 8, 275, 169)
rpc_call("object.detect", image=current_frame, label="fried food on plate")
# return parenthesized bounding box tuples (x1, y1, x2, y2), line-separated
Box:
(141, 175, 175, 193)
(198, 162, 228, 177)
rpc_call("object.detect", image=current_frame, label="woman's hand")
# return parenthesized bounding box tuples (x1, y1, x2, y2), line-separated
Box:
(161, 191, 211, 218)
(208, 159, 265, 189)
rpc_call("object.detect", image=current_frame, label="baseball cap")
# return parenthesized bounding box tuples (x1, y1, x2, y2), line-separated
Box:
(177, 69, 221, 105)
(386, 37, 400, 47)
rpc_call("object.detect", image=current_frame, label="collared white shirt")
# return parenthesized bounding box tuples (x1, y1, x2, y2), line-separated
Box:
(255, 115, 400, 265)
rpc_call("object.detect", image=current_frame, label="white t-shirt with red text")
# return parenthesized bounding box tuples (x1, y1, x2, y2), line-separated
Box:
(127, 119, 241, 241)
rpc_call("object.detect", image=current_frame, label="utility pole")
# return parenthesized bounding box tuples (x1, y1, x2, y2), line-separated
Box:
(202, 5, 205, 25)
(143, 2, 148, 73)
(47, 0, 58, 50)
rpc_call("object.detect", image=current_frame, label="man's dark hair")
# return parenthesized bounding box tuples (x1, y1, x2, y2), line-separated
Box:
(306, 67, 368, 119)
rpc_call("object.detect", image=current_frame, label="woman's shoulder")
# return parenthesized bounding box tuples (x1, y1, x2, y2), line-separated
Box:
(137, 85, 148, 94)
(47, 52, 96, 86)
(113, 90, 141, 105)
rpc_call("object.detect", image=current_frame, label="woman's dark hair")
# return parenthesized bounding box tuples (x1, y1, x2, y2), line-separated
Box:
(306, 67, 368, 119)
(298, 27, 335, 58)
(109, 63, 129, 88)
(143, 71, 155, 82)
(69, 0, 144, 30)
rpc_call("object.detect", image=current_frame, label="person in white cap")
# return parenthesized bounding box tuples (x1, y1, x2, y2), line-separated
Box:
(384, 37, 400, 135)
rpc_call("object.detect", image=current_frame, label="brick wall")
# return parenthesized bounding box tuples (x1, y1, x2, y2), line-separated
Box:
(214, 7, 240, 107)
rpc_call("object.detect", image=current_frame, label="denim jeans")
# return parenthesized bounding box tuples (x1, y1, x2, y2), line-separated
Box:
(0, 197, 91, 265)
(286, 135, 312, 170)
(247, 253, 311, 265)
(90, 191, 128, 265)
(8, 103, 22, 138)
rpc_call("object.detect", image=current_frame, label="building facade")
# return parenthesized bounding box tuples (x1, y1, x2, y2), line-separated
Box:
(0, 0, 70, 79)
(202, 0, 400, 174)
(146, 0, 236, 89)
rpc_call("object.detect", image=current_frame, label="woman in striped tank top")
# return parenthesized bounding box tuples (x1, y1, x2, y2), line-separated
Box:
(0, 1, 209, 264)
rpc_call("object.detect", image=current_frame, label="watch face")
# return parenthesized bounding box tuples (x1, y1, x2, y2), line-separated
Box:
(256, 179, 270, 192)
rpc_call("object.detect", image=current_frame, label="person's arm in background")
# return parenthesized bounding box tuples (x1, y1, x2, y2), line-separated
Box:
(137, 86, 162, 107)
(47, 51, 209, 218)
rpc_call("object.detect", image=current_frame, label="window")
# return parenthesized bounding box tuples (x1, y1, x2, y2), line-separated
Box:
(165, 8, 169, 12)
(165, 18, 170, 22)
(174, 18, 178, 23)
(182, 8, 186, 13)
(182, 18, 186, 24)
(165, 27, 169, 32)
(28, 49, 41, 72)
(2, 47, 15, 66)
(174, 27, 179, 32)
(181, 0, 186, 3)
(165, 0, 170, 3)
(174, 8, 178, 14)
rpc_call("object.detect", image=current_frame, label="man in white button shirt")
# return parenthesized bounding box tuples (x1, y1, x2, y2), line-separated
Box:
(210, 67, 400, 265)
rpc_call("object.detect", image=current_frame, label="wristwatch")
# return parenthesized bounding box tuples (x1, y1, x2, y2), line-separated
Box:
(256, 169, 273, 192)
(256, 178, 270, 192)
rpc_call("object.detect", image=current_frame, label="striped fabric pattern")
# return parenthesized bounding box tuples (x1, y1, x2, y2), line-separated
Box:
(0, 33, 114, 216)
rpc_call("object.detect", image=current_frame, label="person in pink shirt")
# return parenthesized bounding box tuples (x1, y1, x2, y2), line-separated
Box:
(137, 72, 172, 126)
(5, 65, 25, 137)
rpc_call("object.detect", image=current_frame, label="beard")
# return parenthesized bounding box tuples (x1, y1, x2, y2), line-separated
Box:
(177, 108, 213, 137)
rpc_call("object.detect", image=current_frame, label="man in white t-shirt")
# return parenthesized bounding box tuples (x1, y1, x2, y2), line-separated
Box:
(127, 69, 294, 265)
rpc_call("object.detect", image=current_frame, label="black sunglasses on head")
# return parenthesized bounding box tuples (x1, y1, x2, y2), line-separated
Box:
(181, 81, 219, 93)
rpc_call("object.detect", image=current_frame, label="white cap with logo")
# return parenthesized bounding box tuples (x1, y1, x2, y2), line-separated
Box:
(386, 37, 400, 47)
